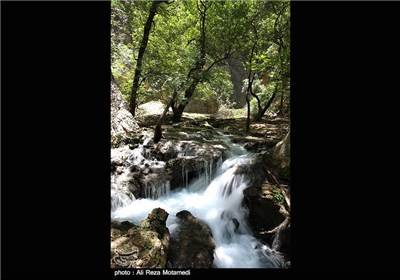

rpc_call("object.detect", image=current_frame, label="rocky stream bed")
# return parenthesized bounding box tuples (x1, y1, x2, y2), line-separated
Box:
(111, 80, 290, 269)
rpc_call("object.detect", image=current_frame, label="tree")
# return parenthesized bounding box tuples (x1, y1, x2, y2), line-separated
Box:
(129, 0, 166, 117)
(168, 0, 208, 122)
(240, 0, 290, 127)
(111, 0, 290, 136)
(244, 10, 261, 132)
(154, 80, 186, 143)
(112, 0, 147, 101)
(170, 0, 256, 122)
(154, 0, 256, 141)
(272, 1, 290, 116)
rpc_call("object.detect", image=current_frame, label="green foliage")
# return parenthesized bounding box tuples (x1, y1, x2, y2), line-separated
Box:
(111, 0, 290, 116)
(272, 187, 285, 205)
(241, 1, 290, 118)
(197, 65, 233, 103)
(247, 78, 279, 118)
(217, 104, 247, 119)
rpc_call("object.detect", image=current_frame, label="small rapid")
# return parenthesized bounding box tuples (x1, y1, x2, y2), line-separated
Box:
(111, 133, 284, 268)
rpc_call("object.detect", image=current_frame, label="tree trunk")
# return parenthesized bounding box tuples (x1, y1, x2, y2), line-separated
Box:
(170, 0, 207, 122)
(172, 79, 200, 122)
(154, 98, 174, 143)
(129, 1, 162, 117)
(154, 81, 186, 143)
(246, 93, 251, 133)
(172, 106, 184, 123)
(254, 90, 277, 121)
(244, 20, 258, 133)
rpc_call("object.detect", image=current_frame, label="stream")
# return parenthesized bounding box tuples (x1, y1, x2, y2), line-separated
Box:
(111, 132, 284, 268)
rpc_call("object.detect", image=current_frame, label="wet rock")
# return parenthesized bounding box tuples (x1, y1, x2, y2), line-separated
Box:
(112, 144, 173, 201)
(129, 165, 140, 173)
(156, 138, 227, 162)
(154, 139, 227, 189)
(243, 139, 279, 152)
(129, 144, 139, 150)
(111, 220, 136, 232)
(232, 218, 240, 232)
(111, 146, 132, 167)
(220, 211, 240, 232)
(167, 210, 215, 268)
(230, 136, 279, 152)
(243, 184, 288, 245)
(111, 147, 144, 199)
(141, 173, 171, 199)
(116, 166, 124, 175)
(167, 157, 213, 189)
(111, 208, 170, 268)
(143, 208, 170, 243)
(233, 158, 266, 187)
(141, 167, 152, 175)
(111, 163, 117, 172)
(263, 131, 290, 182)
(284, 261, 291, 269)
(126, 176, 142, 198)
(243, 142, 259, 151)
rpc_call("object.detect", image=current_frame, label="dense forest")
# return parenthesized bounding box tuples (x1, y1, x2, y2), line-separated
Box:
(111, 0, 290, 269)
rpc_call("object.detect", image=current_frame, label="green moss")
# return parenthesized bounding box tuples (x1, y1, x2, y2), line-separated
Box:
(140, 220, 149, 228)
(271, 187, 285, 205)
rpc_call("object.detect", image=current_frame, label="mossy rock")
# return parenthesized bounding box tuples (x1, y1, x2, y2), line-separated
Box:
(111, 208, 170, 268)
(167, 210, 215, 268)
(243, 184, 287, 245)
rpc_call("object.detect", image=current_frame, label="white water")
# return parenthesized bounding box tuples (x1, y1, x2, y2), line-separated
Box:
(111, 134, 284, 268)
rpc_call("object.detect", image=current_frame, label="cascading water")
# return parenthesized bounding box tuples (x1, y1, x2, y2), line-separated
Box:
(143, 179, 170, 199)
(111, 173, 135, 212)
(111, 133, 284, 268)
(111, 137, 170, 210)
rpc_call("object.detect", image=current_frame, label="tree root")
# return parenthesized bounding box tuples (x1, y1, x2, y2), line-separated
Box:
(262, 161, 290, 212)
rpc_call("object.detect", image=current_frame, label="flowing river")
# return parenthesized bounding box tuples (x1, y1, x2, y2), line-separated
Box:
(111, 133, 284, 268)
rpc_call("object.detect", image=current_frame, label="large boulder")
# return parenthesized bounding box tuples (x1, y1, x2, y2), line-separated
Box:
(156, 139, 227, 189)
(185, 96, 219, 114)
(167, 156, 218, 189)
(111, 80, 140, 147)
(167, 210, 216, 268)
(111, 128, 229, 200)
(111, 144, 172, 202)
(111, 208, 170, 268)
(243, 183, 288, 245)
(232, 157, 267, 188)
(263, 131, 290, 182)
(231, 135, 279, 153)
(156, 139, 226, 162)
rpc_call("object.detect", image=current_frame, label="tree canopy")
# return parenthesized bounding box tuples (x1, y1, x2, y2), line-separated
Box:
(111, 0, 290, 131)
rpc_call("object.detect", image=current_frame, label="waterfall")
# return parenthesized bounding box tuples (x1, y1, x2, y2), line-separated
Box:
(181, 162, 189, 189)
(111, 173, 135, 212)
(143, 180, 170, 200)
(111, 137, 170, 209)
(111, 134, 285, 268)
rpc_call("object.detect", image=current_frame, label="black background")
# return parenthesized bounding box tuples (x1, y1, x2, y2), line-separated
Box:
(2, 1, 400, 279)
